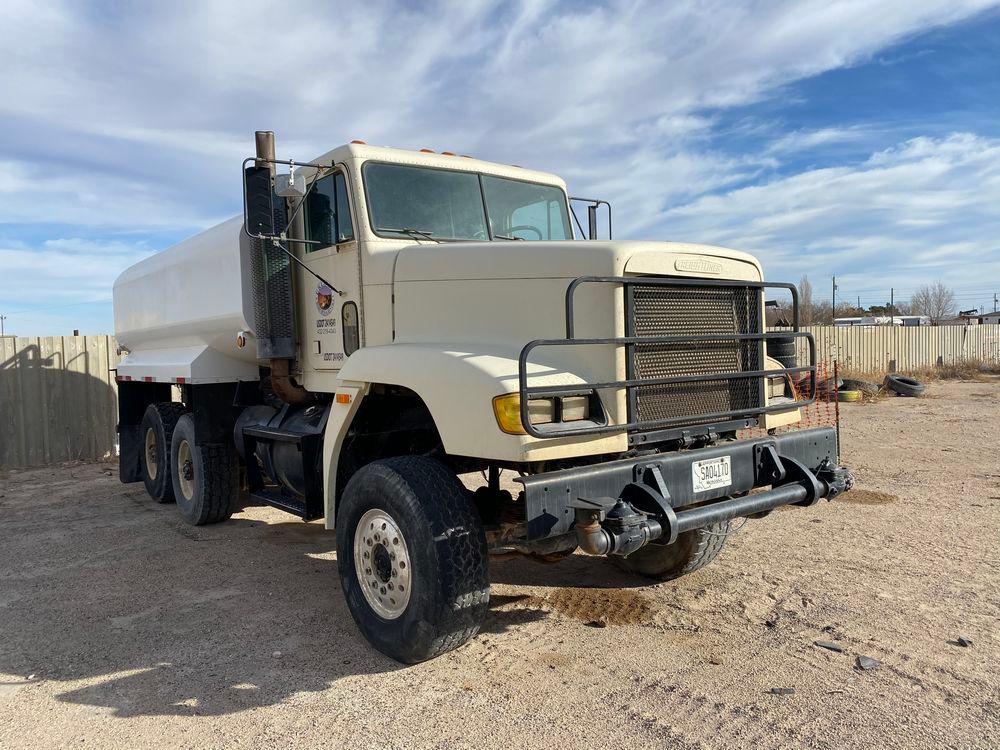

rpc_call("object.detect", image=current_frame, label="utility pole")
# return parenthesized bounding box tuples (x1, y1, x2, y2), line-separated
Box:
(994, 292, 997, 313)
(831, 276, 837, 321)
(0, 314, 5, 337)
(889, 288, 894, 321)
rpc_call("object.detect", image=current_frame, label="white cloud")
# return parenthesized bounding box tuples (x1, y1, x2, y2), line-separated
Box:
(1, 0, 994, 226)
(0, 160, 222, 230)
(657, 133, 1000, 303)
(0, 0, 998, 331)
(0, 237, 153, 306)
(0, 234, 156, 334)
(765, 127, 871, 155)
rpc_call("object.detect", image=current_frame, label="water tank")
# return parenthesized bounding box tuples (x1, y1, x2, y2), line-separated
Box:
(113, 216, 260, 382)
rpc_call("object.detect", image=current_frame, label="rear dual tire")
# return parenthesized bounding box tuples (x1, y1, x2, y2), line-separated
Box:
(140, 402, 187, 503)
(169, 414, 239, 526)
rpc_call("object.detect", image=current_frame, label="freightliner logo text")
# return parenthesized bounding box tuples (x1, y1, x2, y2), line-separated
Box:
(675, 258, 723, 275)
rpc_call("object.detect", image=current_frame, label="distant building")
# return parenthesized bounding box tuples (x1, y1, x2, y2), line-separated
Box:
(941, 312, 1000, 326)
(834, 315, 929, 327)
(942, 314, 980, 325)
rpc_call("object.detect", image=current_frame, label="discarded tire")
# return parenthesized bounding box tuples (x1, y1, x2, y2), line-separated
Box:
(838, 390, 862, 402)
(766, 336, 797, 369)
(883, 374, 925, 397)
(841, 378, 881, 396)
(813, 377, 843, 398)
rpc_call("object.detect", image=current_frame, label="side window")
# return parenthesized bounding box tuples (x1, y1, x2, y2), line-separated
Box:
(481, 175, 571, 241)
(304, 172, 354, 251)
(509, 200, 570, 241)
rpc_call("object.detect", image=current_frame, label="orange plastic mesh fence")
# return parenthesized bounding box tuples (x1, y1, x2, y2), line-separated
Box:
(739, 361, 840, 439)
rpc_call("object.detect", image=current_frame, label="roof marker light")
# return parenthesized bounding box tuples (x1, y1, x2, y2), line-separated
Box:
(350, 139, 366, 144)
(419, 148, 434, 153)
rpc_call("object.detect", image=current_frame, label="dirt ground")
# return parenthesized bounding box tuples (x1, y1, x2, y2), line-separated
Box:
(1, 381, 997, 749)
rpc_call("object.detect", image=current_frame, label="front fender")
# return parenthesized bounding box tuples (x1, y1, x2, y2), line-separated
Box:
(337, 343, 626, 462)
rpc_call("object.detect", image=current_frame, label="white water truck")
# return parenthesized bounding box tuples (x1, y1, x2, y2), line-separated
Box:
(113, 131, 852, 662)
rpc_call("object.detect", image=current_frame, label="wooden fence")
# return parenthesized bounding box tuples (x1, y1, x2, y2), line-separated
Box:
(1, 326, 998, 469)
(789, 324, 1000, 372)
(1, 335, 120, 470)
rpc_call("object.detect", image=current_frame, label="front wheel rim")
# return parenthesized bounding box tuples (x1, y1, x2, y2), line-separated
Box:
(354, 508, 412, 620)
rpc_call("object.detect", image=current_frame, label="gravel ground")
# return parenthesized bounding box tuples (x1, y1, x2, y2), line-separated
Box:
(0, 380, 997, 749)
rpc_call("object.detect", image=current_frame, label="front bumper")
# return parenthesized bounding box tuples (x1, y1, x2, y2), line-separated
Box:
(516, 427, 851, 546)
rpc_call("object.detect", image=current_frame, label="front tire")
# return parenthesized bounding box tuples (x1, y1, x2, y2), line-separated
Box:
(336, 456, 489, 663)
(611, 521, 732, 581)
(169, 413, 238, 526)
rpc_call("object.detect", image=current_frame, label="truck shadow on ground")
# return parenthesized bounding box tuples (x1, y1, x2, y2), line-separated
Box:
(1, 490, 564, 718)
(489, 554, 647, 589)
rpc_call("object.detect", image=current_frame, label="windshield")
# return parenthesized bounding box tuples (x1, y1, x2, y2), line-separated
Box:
(363, 162, 571, 241)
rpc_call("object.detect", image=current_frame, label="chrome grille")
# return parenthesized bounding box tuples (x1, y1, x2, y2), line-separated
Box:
(629, 284, 763, 425)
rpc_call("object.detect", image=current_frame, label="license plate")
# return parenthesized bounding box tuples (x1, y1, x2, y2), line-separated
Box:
(692, 455, 732, 493)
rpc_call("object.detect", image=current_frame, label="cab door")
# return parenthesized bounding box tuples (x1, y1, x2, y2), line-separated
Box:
(293, 168, 361, 371)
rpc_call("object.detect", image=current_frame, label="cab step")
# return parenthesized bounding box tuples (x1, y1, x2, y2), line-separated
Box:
(250, 488, 311, 519)
(240, 406, 326, 522)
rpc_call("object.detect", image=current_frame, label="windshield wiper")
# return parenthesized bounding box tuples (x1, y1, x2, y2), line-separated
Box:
(493, 234, 524, 241)
(378, 227, 441, 243)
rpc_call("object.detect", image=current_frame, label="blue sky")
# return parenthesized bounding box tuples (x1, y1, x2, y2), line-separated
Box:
(1, 0, 999, 335)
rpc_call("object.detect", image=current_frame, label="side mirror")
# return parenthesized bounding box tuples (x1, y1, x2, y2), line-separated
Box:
(244, 165, 276, 237)
(569, 197, 612, 240)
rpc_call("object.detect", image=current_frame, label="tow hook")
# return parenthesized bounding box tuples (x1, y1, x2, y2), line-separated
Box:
(571, 498, 663, 556)
(816, 460, 854, 499)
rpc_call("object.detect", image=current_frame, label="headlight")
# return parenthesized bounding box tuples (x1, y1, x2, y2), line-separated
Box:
(493, 394, 553, 434)
(767, 375, 786, 399)
(560, 395, 590, 422)
(492, 393, 594, 434)
(767, 374, 796, 401)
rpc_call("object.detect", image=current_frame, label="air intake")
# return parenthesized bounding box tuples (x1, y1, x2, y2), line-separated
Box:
(246, 131, 295, 360)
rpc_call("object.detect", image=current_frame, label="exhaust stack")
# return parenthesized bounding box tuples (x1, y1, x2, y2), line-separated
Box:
(255, 130, 276, 172)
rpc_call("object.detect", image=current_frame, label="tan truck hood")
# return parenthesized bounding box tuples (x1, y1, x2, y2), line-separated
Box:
(392, 240, 762, 283)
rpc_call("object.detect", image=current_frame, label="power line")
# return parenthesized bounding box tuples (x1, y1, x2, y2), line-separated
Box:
(1, 298, 111, 315)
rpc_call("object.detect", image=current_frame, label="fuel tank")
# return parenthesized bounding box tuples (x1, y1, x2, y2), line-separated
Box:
(234, 403, 329, 497)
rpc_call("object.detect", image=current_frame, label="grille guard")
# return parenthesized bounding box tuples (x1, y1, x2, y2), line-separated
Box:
(517, 276, 817, 439)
